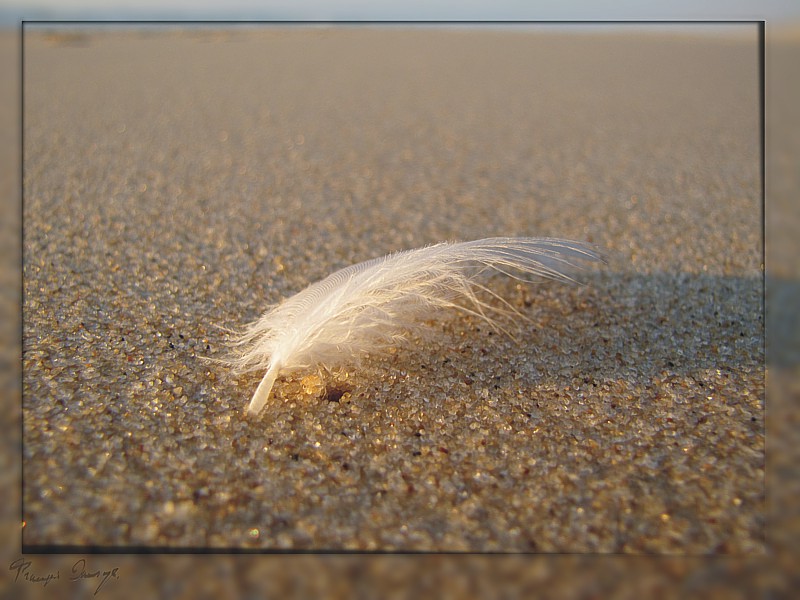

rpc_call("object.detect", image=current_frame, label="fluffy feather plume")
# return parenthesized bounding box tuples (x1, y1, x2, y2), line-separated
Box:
(231, 237, 603, 416)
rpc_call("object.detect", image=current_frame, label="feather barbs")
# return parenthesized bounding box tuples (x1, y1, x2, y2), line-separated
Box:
(231, 237, 603, 416)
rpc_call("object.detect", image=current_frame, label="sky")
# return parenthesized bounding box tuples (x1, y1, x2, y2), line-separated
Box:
(3, 0, 800, 24)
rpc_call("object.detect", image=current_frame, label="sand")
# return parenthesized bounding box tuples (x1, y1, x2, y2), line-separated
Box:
(21, 26, 763, 554)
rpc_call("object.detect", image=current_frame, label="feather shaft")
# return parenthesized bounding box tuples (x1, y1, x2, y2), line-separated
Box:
(247, 362, 281, 416)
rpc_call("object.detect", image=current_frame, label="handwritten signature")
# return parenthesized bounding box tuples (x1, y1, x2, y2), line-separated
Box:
(9, 558, 59, 588)
(9, 558, 119, 596)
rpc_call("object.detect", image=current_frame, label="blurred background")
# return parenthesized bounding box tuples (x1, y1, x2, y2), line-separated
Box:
(2, 1, 798, 598)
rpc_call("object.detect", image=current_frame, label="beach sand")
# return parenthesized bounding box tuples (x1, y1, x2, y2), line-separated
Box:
(22, 26, 763, 554)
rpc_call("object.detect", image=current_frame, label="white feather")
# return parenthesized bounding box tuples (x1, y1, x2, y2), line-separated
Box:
(231, 237, 603, 416)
